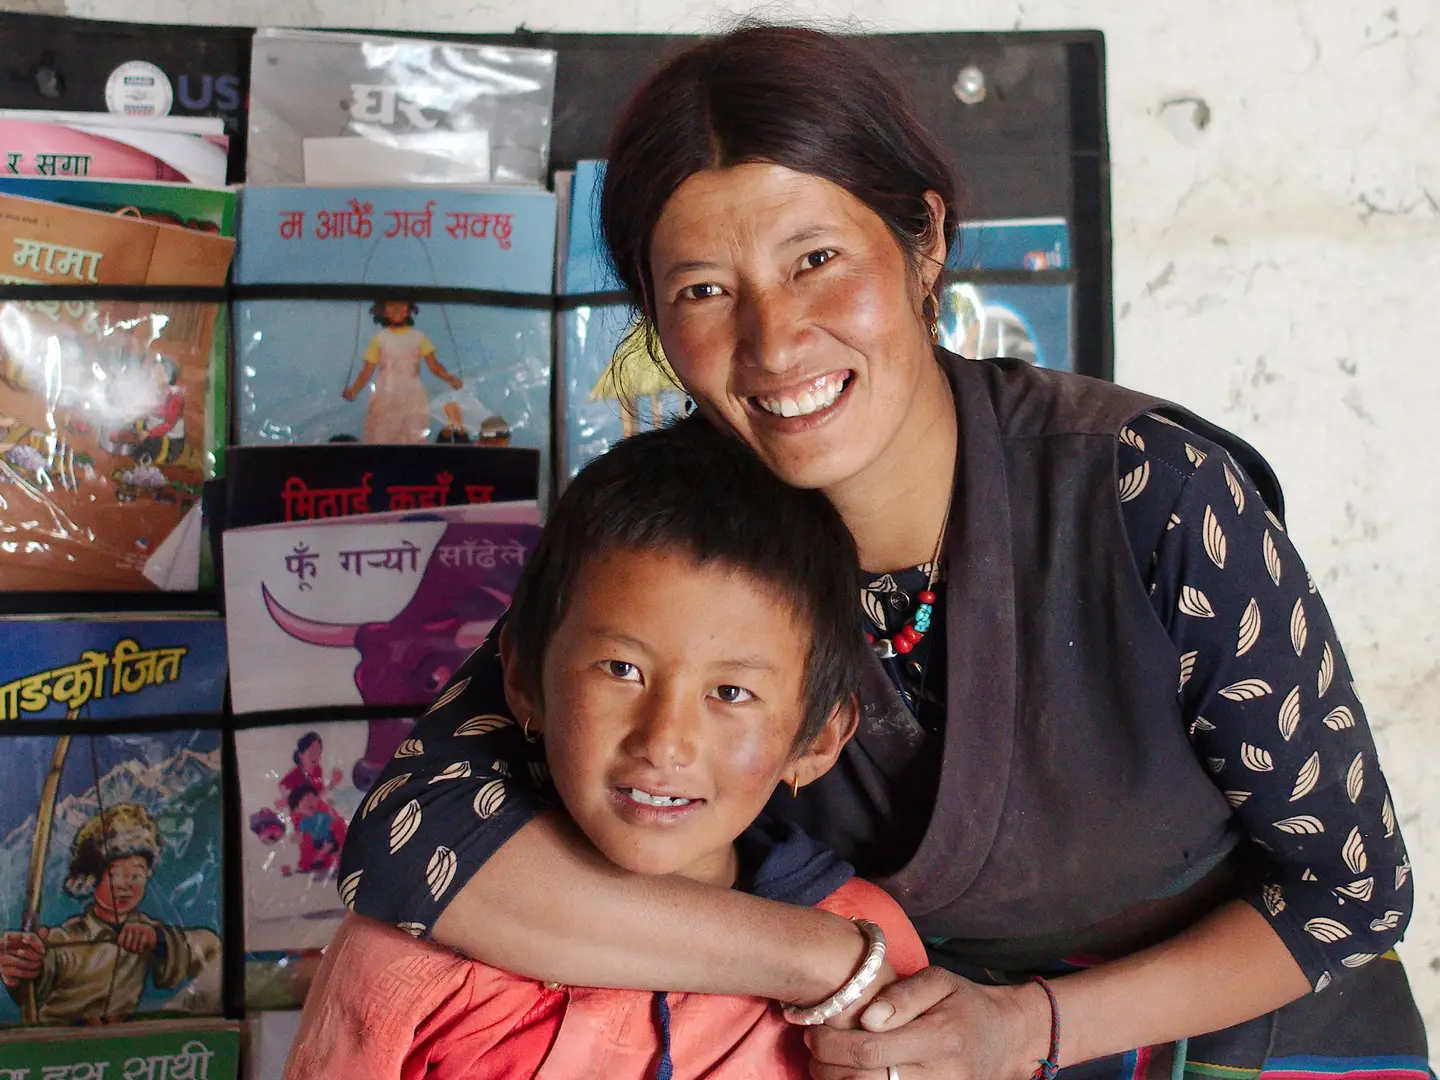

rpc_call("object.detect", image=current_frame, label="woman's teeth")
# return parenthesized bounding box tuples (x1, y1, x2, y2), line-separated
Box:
(625, 788, 693, 807)
(756, 375, 845, 418)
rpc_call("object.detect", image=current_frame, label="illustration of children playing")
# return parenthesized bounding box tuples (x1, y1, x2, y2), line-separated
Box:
(251, 733, 350, 877)
(0, 803, 221, 1025)
(285, 786, 348, 876)
(341, 300, 463, 444)
(277, 733, 344, 807)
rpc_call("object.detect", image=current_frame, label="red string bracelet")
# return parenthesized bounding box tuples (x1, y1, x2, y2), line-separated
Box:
(1031, 976, 1061, 1080)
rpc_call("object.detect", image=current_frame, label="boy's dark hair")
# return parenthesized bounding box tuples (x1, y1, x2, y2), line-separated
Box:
(507, 418, 868, 748)
(370, 299, 417, 327)
(288, 784, 319, 811)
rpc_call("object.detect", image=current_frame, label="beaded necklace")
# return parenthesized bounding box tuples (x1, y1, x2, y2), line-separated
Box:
(868, 490, 953, 659)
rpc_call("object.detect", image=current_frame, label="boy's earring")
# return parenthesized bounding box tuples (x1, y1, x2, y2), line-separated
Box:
(522, 716, 539, 743)
(789, 776, 800, 798)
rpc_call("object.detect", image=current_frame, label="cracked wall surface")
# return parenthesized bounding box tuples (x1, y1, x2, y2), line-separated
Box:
(15, 0, 1437, 1054)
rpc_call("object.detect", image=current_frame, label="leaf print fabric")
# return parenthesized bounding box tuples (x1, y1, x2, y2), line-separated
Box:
(1120, 413, 1412, 993)
(336, 626, 552, 934)
(337, 411, 1413, 1003)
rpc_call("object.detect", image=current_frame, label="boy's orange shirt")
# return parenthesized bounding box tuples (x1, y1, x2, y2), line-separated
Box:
(285, 877, 927, 1080)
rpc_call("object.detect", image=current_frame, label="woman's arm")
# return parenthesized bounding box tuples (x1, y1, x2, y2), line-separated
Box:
(808, 899, 1307, 1080)
(339, 631, 870, 1003)
(435, 811, 871, 1002)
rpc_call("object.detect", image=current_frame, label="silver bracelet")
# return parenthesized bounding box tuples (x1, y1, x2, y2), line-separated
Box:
(782, 918, 888, 1026)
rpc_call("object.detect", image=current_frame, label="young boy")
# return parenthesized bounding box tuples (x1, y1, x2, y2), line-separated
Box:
(0, 803, 221, 1024)
(285, 420, 927, 1080)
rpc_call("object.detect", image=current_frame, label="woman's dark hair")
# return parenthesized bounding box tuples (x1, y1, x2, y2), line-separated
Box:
(506, 417, 868, 749)
(370, 299, 417, 327)
(601, 24, 960, 321)
(293, 732, 321, 766)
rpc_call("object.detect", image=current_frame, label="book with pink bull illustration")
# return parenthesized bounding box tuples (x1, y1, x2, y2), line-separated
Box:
(222, 501, 540, 715)
(235, 717, 416, 1009)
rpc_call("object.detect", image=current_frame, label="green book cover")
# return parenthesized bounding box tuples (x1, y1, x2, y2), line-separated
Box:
(0, 1022, 239, 1076)
(0, 177, 235, 237)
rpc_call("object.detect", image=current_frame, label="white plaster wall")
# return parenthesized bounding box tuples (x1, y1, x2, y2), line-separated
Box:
(31, 0, 1440, 1051)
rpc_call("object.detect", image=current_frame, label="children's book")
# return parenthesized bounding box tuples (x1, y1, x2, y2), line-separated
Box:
(940, 217, 1074, 372)
(223, 502, 540, 715)
(0, 728, 224, 1027)
(0, 186, 236, 590)
(556, 161, 684, 483)
(234, 185, 555, 504)
(0, 176, 235, 237)
(0, 1019, 240, 1077)
(0, 614, 226, 722)
(937, 280, 1074, 372)
(236, 717, 416, 1009)
(947, 216, 1070, 272)
(0, 190, 233, 286)
(0, 298, 219, 592)
(247, 29, 555, 187)
(0, 11, 252, 181)
(0, 118, 228, 187)
(220, 443, 539, 529)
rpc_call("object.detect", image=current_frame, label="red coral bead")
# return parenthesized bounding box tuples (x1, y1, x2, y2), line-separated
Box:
(902, 625, 924, 644)
(893, 635, 914, 654)
(917, 590, 937, 604)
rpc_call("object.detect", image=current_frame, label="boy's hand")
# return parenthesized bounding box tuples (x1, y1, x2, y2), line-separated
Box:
(0, 929, 48, 985)
(117, 923, 158, 955)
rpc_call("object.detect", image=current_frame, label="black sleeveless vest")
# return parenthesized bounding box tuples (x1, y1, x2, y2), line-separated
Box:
(775, 352, 1285, 952)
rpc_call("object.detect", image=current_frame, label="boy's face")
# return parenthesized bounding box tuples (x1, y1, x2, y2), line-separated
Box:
(509, 547, 849, 887)
(95, 855, 150, 916)
(296, 792, 318, 817)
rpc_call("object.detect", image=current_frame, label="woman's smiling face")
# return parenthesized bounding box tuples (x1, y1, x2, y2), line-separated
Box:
(649, 163, 946, 494)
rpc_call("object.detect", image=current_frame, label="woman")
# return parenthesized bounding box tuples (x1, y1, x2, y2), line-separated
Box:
(338, 26, 1428, 1080)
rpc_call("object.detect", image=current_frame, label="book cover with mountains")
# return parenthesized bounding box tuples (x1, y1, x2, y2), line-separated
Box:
(0, 729, 223, 1027)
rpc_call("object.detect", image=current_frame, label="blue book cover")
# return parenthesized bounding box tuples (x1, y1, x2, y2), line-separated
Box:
(559, 161, 684, 481)
(947, 217, 1070, 272)
(937, 281, 1073, 372)
(0, 728, 224, 1026)
(0, 617, 227, 722)
(235, 186, 555, 503)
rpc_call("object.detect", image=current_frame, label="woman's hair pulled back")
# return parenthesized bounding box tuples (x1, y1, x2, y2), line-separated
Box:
(600, 24, 960, 321)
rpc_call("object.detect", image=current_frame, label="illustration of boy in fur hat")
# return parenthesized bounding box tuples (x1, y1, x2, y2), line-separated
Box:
(0, 803, 221, 1025)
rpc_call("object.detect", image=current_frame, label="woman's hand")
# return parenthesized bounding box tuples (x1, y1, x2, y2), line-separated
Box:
(807, 967, 1050, 1080)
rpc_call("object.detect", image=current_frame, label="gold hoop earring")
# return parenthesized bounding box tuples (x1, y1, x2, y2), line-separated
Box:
(922, 291, 940, 345)
(789, 776, 800, 798)
(522, 716, 539, 743)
